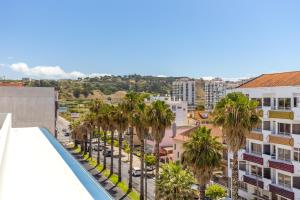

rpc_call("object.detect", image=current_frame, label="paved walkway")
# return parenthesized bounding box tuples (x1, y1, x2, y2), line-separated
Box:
(68, 147, 131, 200)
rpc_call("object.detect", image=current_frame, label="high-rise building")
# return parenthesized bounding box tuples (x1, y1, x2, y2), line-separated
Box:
(204, 78, 226, 110)
(171, 79, 196, 110)
(228, 71, 300, 200)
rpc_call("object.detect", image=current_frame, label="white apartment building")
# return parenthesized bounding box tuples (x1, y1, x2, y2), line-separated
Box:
(149, 96, 188, 126)
(171, 79, 196, 110)
(205, 78, 226, 110)
(228, 72, 300, 200)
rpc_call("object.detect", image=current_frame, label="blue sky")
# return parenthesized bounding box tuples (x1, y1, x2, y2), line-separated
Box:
(1, 0, 300, 79)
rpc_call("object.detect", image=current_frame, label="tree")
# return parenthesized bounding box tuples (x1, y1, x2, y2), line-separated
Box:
(147, 100, 174, 199)
(182, 126, 223, 200)
(132, 102, 150, 200)
(205, 184, 226, 200)
(123, 91, 144, 191)
(156, 163, 195, 200)
(73, 88, 81, 98)
(213, 92, 259, 200)
(112, 103, 129, 182)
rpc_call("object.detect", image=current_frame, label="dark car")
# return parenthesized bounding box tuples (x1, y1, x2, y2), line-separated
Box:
(103, 150, 112, 157)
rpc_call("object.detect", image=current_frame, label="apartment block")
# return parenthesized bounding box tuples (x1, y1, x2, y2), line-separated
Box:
(204, 78, 226, 110)
(228, 72, 300, 200)
(171, 79, 196, 110)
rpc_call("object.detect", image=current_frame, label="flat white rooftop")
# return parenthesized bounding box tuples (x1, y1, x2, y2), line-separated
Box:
(0, 114, 112, 200)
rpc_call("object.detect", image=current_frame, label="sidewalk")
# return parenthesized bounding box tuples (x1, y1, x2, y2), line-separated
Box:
(68, 147, 131, 200)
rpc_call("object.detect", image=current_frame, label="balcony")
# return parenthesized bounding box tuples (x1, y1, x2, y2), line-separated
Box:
(243, 175, 264, 189)
(268, 134, 294, 146)
(243, 152, 263, 165)
(246, 131, 263, 141)
(269, 159, 294, 173)
(268, 110, 294, 120)
(269, 184, 294, 200)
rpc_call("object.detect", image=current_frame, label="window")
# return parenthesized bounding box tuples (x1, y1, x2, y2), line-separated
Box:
(278, 98, 291, 110)
(278, 173, 291, 188)
(251, 143, 262, 155)
(252, 98, 262, 108)
(263, 98, 271, 107)
(250, 165, 262, 178)
(263, 144, 271, 155)
(294, 97, 300, 107)
(293, 124, 300, 135)
(263, 121, 271, 131)
(278, 123, 291, 136)
(239, 161, 246, 171)
(253, 121, 262, 132)
(263, 168, 271, 179)
(177, 152, 180, 158)
(294, 148, 300, 162)
(278, 148, 291, 162)
(174, 144, 176, 150)
(239, 181, 247, 191)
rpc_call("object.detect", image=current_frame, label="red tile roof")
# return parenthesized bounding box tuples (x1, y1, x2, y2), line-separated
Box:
(239, 71, 300, 88)
(0, 82, 23, 87)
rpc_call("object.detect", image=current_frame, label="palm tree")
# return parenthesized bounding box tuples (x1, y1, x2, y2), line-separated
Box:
(213, 92, 259, 200)
(132, 102, 149, 200)
(69, 120, 80, 148)
(108, 106, 117, 175)
(83, 112, 96, 158)
(123, 91, 143, 190)
(112, 102, 129, 182)
(182, 126, 222, 200)
(156, 163, 195, 200)
(147, 100, 174, 199)
(100, 103, 112, 170)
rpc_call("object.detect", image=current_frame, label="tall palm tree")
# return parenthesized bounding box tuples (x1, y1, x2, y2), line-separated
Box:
(69, 120, 80, 148)
(108, 106, 117, 175)
(124, 91, 143, 190)
(90, 99, 104, 165)
(112, 102, 129, 182)
(182, 126, 222, 200)
(213, 92, 259, 200)
(147, 100, 174, 199)
(156, 163, 195, 200)
(132, 102, 149, 200)
(83, 112, 96, 158)
(100, 103, 112, 170)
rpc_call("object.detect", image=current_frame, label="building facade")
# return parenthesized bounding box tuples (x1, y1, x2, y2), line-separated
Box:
(171, 79, 196, 110)
(204, 78, 226, 110)
(228, 72, 300, 200)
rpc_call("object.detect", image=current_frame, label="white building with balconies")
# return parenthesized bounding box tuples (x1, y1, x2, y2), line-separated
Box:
(227, 71, 300, 200)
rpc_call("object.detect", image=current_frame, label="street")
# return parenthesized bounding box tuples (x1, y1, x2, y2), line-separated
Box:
(56, 116, 155, 200)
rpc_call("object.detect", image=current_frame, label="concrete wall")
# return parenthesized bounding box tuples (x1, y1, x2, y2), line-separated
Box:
(0, 87, 55, 133)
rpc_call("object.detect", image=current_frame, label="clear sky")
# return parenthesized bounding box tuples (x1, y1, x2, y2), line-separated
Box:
(1, 0, 300, 79)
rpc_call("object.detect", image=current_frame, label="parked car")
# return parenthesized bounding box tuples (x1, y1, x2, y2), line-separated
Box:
(146, 165, 155, 171)
(103, 149, 112, 157)
(64, 132, 70, 136)
(132, 167, 142, 176)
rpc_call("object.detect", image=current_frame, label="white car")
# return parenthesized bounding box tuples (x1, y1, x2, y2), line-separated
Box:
(132, 167, 142, 176)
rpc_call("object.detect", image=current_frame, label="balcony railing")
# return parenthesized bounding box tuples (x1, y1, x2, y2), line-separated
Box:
(246, 131, 263, 141)
(269, 159, 294, 173)
(268, 110, 294, 120)
(243, 175, 264, 189)
(268, 134, 294, 146)
(243, 152, 263, 165)
(269, 184, 295, 200)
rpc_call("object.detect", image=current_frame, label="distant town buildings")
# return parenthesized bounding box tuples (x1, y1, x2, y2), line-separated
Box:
(229, 71, 300, 200)
(171, 78, 196, 110)
(204, 78, 226, 110)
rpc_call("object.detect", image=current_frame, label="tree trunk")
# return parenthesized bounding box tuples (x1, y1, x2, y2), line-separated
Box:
(118, 129, 123, 182)
(110, 130, 114, 175)
(97, 132, 100, 165)
(84, 137, 88, 154)
(103, 131, 107, 170)
(199, 184, 206, 200)
(89, 130, 92, 158)
(232, 151, 239, 200)
(154, 142, 160, 200)
(140, 138, 145, 200)
(145, 139, 148, 200)
(128, 127, 134, 191)
(80, 141, 84, 153)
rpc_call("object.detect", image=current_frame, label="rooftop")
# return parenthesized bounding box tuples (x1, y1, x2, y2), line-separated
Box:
(238, 71, 300, 88)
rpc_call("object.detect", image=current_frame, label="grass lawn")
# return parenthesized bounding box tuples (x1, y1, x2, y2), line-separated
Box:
(75, 147, 140, 200)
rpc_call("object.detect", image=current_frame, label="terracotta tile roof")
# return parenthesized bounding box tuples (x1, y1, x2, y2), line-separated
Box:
(239, 71, 300, 88)
(173, 124, 223, 143)
(0, 82, 24, 87)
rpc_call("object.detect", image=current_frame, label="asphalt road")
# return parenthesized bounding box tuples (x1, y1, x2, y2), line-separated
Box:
(56, 116, 155, 200)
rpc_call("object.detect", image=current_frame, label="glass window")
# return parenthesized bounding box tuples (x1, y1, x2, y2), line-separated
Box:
(278, 173, 291, 188)
(278, 148, 291, 162)
(174, 144, 176, 150)
(294, 148, 300, 162)
(263, 121, 271, 131)
(263, 98, 271, 107)
(250, 165, 262, 177)
(278, 98, 291, 110)
(239, 181, 247, 191)
(278, 123, 291, 136)
(251, 143, 262, 155)
(293, 124, 300, 135)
